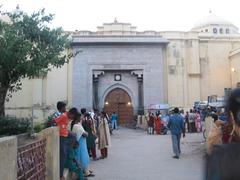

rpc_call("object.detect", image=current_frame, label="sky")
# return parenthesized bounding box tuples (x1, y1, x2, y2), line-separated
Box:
(0, 0, 239, 32)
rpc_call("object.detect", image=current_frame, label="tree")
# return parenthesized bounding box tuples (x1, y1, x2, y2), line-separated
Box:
(0, 8, 73, 116)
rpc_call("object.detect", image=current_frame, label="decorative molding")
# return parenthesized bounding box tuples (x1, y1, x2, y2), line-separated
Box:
(93, 70, 105, 78)
(131, 70, 143, 78)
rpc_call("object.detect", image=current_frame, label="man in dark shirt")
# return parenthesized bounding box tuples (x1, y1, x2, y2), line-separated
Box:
(168, 108, 185, 159)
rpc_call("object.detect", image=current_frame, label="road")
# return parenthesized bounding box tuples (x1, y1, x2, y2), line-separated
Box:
(91, 128, 205, 180)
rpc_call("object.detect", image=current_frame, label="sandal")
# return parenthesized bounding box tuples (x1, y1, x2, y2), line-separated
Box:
(84, 173, 95, 177)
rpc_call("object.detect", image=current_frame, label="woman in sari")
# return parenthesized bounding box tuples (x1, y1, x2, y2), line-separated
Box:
(82, 113, 98, 161)
(195, 111, 202, 132)
(98, 111, 111, 159)
(71, 113, 95, 177)
(154, 114, 162, 135)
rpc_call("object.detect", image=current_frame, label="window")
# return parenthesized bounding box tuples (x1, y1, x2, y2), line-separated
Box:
(220, 28, 223, 34)
(213, 28, 218, 34)
(226, 28, 230, 34)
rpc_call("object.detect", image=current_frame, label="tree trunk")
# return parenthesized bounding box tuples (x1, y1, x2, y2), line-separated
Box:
(0, 87, 8, 116)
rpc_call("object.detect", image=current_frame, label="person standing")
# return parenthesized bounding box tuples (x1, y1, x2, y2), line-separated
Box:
(189, 109, 195, 132)
(111, 112, 118, 130)
(195, 111, 202, 132)
(71, 113, 95, 177)
(154, 113, 162, 135)
(54, 101, 66, 118)
(81, 109, 98, 161)
(168, 108, 185, 159)
(148, 113, 155, 134)
(54, 107, 75, 180)
(185, 111, 190, 133)
(98, 111, 111, 159)
(85, 113, 98, 161)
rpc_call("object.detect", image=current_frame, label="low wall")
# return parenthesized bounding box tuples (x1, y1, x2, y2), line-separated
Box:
(0, 136, 18, 180)
(0, 127, 59, 180)
(37, 127, 60, 180)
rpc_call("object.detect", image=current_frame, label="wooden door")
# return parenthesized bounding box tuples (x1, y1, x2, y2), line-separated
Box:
(104, 88, 133, 124)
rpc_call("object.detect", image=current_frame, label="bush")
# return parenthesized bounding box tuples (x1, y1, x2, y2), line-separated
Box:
(34, 123, 44, 133)
(44, 114, 56, 128)
(0, 116, 31, 136)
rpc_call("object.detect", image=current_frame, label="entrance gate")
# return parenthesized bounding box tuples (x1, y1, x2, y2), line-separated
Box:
(104, 88, 133, 124)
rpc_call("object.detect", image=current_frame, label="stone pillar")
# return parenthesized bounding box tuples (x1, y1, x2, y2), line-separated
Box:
(137, 76, 144, 115)
(37, 127, 59, 180)
(92, 71, 104, 110)
(131, 70, 144, 115)
(0, 136, 17, 180)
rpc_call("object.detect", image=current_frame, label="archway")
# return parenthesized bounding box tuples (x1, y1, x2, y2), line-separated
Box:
(104, 88, 134, 124)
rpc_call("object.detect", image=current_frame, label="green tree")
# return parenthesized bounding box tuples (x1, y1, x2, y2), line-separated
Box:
(0, 8, 73, 116)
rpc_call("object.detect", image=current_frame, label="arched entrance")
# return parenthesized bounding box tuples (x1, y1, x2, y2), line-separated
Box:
(104, 88, 134, 124)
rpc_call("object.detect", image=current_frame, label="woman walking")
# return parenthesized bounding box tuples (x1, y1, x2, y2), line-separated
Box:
(98, 111, 111, 159)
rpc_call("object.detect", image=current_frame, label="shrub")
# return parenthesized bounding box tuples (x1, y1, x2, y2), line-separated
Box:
(44, 114, 56, 128)
(34, 123, 44, 133)
(0, 116, 31, 136)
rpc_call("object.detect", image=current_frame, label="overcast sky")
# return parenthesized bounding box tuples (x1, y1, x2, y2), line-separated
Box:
(0, 0, 239, 32)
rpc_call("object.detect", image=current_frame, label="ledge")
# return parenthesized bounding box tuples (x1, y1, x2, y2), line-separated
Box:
(72, 36, 169, 45)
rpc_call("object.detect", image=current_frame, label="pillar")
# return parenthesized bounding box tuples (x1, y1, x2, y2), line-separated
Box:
(92, 71, 104, 110)
(131, 70, 144, 115)
(138, 76, 144, 115)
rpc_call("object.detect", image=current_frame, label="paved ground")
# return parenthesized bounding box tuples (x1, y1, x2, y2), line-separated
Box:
(91, 128, 205, 180)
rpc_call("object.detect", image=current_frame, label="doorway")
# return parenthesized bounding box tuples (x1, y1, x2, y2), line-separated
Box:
(104, 88, 133, 124)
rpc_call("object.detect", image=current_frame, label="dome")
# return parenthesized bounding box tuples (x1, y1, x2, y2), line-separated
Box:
(192, 13, 237, 29)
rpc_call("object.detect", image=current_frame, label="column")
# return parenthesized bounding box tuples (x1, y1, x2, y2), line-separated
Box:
(137, 76, 144, 115)
(131, 70, 144, 115)
(92, 71, 104, 110)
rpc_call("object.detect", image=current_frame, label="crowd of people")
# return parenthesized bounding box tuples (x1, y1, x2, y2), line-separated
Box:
(52, 102, 111, 180)
(51, 88, 240, 179)
(150, 88, 240, 179)
(147, 109, 204, 136)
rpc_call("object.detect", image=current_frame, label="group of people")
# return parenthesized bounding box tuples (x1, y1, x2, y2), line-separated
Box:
(147, 113, 164, 135)
(184, 109, 202, 133)
(147, 109, 203, 136)
(53, 102, 111, 180)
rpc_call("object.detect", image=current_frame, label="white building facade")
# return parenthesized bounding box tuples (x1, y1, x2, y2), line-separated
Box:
(4, 13, 240, 122)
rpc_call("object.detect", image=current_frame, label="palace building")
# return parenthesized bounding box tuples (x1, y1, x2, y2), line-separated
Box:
(5, 13, 240, 123)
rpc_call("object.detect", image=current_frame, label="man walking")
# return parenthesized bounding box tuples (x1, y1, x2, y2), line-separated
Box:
(168, 108, 185, 159)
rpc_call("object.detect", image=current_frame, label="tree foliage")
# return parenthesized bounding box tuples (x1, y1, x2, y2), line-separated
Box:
(0, 8, 73, 115)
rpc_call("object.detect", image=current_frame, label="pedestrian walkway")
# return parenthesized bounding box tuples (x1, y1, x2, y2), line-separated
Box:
(91, 128, 205, 180)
